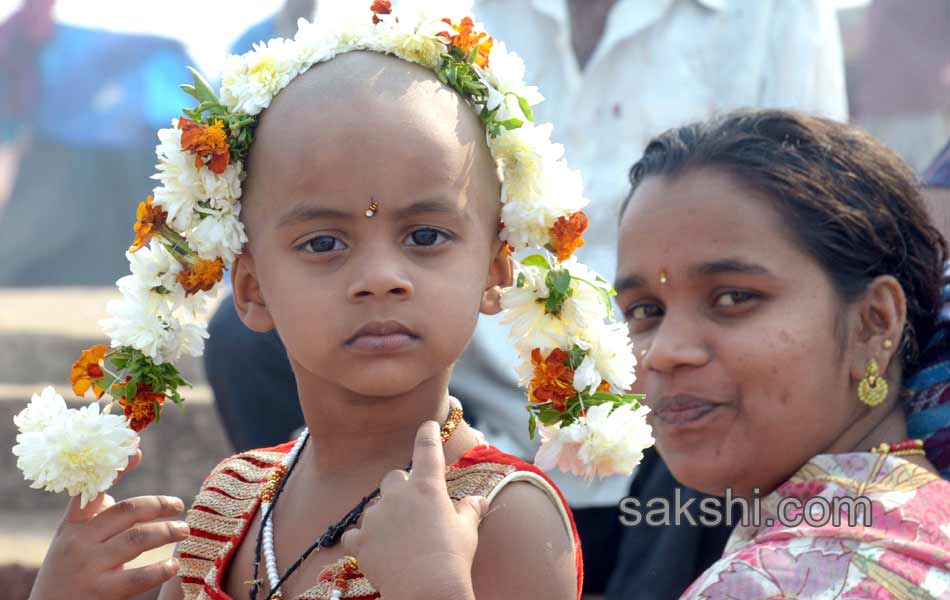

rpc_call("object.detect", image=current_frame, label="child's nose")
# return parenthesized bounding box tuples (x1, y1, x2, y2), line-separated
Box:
(347, 260, 414, 301)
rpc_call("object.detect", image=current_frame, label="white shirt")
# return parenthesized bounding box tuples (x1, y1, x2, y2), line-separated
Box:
(452, 0, 848, 507)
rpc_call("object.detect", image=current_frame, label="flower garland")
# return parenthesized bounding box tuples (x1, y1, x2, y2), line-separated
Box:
(13, 0, 653, 504)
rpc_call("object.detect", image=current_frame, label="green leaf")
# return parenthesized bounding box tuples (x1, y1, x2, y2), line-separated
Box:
(528, 413, 537, 440)
(520, 254, 550, 269)
(153, 400, 162, 423)
(125, 381, 137, 401)
(187, 66, 218, 104)
(498, 118, 524, 131)
(548, 269, 572, 295)
(567, 346, 587, 370)
(95, 376, 113, 395)
(538, 409, 564, 425)
(179, 83, 198, 101)
(516, 272, 526, 288)
(516, 95, 534, 122)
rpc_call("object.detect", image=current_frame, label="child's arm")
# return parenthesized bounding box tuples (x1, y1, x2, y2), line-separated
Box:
(342, 422, 576, 600)
(470, 482, 576, 600)
(29, 451, 191, 600)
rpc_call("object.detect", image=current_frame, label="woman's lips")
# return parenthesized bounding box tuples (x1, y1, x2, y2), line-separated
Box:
(652, 395, 722, 426)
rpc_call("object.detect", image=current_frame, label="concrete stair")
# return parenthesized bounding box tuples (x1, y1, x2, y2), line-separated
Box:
(0, 287, 233, 566)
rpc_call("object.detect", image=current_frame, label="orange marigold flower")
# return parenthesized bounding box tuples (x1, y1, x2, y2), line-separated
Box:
(178, 117, 230, 174)
(69, 344, 109, 398)
(528, 347, 575, 412)
(177, 257, 226, 296)
(549, 211, 589, 262)
(597, 381, 611, 393)
(440, 17, 493, 68)
(129, 196, 168, 253)
(118, 383, 165, 432)
(370, 0, 392, 24)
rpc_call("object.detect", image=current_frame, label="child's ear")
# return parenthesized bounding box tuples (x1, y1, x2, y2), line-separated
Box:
(231, 251, 275, 332)
(480, 244, 514, 316)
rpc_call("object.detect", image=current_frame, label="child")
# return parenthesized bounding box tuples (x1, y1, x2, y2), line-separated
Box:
(24, 2, 651, 598)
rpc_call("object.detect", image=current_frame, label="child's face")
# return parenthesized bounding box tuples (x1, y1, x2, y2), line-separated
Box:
(233, 52, 510, 398)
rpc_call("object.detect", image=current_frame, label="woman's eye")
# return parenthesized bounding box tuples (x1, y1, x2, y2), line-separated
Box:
(714, 290, 755, 307)
(405, 228, 450, 247)
(300, 235, 345, 253)
(625, 303, 663, 321)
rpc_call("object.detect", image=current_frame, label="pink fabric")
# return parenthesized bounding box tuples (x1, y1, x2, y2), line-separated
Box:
(683, 453, 950, 599)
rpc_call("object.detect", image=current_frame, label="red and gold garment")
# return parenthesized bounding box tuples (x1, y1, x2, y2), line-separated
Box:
(177, 442, 583, 600)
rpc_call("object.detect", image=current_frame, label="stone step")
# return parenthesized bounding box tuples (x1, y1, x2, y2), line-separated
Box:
(0, 286, 224, 386)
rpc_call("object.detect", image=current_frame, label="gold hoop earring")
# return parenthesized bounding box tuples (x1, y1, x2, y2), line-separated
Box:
(858, 358, 888, 407)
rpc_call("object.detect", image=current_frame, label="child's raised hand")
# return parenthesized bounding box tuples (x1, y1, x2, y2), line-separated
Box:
(29, 450, 191, 600)
(342, 421, 488, 600)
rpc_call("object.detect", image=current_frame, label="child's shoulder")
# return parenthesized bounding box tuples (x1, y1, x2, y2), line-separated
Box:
(456, 444, 584, 599)
(448, 443, 579, 547)
(447, 443, 564, 501)
(203, 440, 297, 481)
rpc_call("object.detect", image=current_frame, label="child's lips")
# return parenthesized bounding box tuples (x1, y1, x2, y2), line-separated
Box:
(345, 320, 418, 353)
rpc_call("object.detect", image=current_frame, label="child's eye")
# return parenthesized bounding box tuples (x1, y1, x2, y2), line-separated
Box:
(625, 302, 663, 321)
(404, 227, 451, 247)
(299, 235, 346, 254)
(713, 290, 757, 307)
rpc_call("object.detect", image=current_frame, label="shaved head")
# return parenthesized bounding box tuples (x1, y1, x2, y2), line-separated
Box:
(241, 51, 500, 235)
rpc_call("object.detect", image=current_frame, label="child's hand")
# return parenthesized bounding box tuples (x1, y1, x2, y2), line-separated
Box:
(29, 450, 191, 600)
(342, 421, 488, 600)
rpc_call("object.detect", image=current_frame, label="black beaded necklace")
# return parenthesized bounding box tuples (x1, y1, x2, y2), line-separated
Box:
(250, 404, 464, 600)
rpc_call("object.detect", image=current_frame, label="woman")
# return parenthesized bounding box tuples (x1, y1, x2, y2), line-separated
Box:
(325, 109, 950, 599)
(614, 110, 950, 597)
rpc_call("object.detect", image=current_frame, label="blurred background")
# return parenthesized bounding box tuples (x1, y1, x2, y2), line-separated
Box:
(0, 0, 947, 598)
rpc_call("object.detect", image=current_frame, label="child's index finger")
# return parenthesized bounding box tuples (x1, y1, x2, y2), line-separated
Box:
(410, 420, 446, 483)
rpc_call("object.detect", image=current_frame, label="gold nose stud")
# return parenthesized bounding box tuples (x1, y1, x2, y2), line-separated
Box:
(365, 201, 379, 217)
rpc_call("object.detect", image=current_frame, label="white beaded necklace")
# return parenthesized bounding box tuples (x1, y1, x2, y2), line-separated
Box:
(261, 427, 310, 600)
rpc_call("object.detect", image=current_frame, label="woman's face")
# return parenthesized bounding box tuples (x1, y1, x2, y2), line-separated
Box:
(616, 168, 861, 498)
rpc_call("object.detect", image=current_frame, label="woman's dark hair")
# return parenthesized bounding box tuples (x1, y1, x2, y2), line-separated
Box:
(623, 109, 950, 474)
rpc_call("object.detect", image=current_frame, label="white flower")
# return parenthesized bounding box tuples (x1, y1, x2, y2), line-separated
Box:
(314, 2, 375, 52)
(534, 403, 653, 479)
(126, 240, 180, 290)
(559, 258, 612, 330)
(379, 18, 448, 70)
(501, 264, 571, 354)
(220, 37, 303, 116)
(161, 319, 208, 363)
(534, 420, 586, 475)
(501, 258, 612, 355)
(293, 18, 341, 68)
(202, 161, 243, 212)
(151, 123, 244, 234)
(152, 124, 203, 231)
(584, 322, 637, 392)
(100, 287, 169, 361)
(572, 355, 601, 394)
(577, 403, 653, 479)
(188, 210, 247, 263)
(13, 402, 139, 508)
(13, 387, 67, 434)
(498, 168, 587, 250)
(482, 40, 543, 121)
(490, 123, 563, 203)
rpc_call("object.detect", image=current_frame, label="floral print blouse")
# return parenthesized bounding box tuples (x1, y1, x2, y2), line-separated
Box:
(683, 453, 950, 599)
